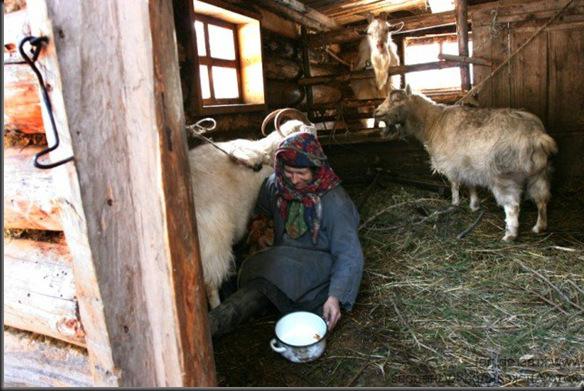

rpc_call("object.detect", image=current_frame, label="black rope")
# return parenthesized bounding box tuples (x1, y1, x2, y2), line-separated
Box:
(18, 36, 74, 169)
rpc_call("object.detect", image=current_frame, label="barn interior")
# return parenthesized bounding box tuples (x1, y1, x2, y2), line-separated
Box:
(3, 0, 584, 387)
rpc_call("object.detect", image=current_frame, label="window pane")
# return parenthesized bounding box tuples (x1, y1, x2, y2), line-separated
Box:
(212, 66, 239, 99)
(195, 21, 206, 56)
(208, 24, 236, 60)
(199, 65, 210, 99)
(405, 41, 460, 90)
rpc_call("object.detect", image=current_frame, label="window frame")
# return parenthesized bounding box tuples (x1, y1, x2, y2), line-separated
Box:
(173, 0, 266, 116)
(195, 14, 243, 105)
(403, 32, 473, 94)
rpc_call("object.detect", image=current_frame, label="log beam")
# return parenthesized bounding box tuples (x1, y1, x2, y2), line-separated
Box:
(437, 53, 492, 66)
(3, 328, 92, 387)
(4, 10, 45, 133)
(307, 1, 496, 47)
(298, 61, 462, 86)
(3, 239, 86, 347)
(254, 0, 340, 31)
(27, 0, 215, 386)
(4, 10, 31, 64)
(3, 64, 45, 134)
(4, 146, 62, 231)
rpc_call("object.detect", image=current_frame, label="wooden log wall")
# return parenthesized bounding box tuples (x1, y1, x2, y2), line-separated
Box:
(4, 239, 86, 347)
(187, 28, 308, 141)
(3, 10, 45, 134)
(4, 146, 62, 230)
(3, 5, 90, 387)
(472, 0, 584, 184)
(179, 10, 346, 142)
(3, 328, 92, 387)
(321, 0, 584, 188)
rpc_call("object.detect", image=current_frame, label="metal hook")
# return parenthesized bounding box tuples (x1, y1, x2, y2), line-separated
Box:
(18, 35, 74, 169)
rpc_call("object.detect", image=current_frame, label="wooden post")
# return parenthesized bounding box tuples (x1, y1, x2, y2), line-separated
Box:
(26, 0, 215, 386)
(396, 36, 406, 89)
(301, 26, 314, 121)
(455, 0, 471, 91)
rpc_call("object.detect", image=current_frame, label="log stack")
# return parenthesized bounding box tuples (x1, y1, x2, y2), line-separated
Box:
(3, 7, 91, 387)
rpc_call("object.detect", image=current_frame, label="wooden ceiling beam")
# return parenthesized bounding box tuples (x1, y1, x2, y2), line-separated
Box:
(253, 0, 341, 31)
(308, 1, 496, 47)
(327, 0, 426, 17)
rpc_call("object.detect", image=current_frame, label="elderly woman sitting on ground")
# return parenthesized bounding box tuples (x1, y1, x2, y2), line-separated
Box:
(209, 132, 364, 337)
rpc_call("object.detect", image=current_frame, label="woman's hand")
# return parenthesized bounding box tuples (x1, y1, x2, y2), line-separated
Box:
(322, 296, 341, 331)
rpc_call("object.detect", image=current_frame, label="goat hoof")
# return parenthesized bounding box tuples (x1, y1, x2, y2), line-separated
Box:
(470, 204, 480, 212)
(532, 225, 546, 234)
(502, 233, 517, 242)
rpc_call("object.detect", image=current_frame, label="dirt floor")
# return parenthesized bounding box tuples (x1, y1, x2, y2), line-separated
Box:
(212, 175, 584, 387)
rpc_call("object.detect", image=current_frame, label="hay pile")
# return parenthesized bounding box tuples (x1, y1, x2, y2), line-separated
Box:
(214, 177, 584, 387)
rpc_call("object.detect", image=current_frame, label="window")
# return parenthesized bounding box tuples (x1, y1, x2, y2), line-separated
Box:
(195, 15, 242, 104)
(404, 34, 473, 93)
(192, 0, 265, 114)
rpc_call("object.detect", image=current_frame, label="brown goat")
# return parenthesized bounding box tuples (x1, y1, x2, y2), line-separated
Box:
(375, 86, 558, 241)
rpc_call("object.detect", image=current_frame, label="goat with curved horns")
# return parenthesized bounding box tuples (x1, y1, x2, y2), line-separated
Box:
(188, 108, 317, 308)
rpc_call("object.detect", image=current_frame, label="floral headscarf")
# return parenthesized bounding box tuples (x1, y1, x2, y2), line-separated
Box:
(275, 132, 340, 244)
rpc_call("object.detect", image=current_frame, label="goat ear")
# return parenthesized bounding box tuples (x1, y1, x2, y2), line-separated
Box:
(366, 12, 374, 23)
(405, 84, 412, 96)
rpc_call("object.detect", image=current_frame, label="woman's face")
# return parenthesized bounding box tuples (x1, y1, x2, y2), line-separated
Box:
(283, 165, 314, 190)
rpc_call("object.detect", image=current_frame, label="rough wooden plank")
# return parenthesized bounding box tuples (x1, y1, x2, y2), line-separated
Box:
(254, 0, 340, 31)
(256, 7, 299, 39)
(4, 10, 45, 134)
(3, 328, 92, 387)
(307, 1, 496, 47)
(25, 2, 119, 384)
(549, 132, 584, 181)
(472, 0, 584, 26)
(266, 79, 305, 107)
(489, 25, 512, 108)
(148, 1, 217, 386)
(3, 9, 31, 63)
(510, 30, 548, 123)
(471, 25, 492, 106)
(299, 61, 462, 86)
(547, 26, 584, 132)
(3, 146, 62, 231)
(264, 56, 301, 80)
(332, 0, 427, 25)
(324, 140, 437, 183)
(28, 0, 216, 386)
(3, 239, 86, 347)
(3, 64, 45, 134)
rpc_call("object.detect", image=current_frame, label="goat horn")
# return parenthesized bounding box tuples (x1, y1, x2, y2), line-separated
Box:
(274, 108, 311, 137)
(391, 21, 405, 33)
(260, 109, 285, 136)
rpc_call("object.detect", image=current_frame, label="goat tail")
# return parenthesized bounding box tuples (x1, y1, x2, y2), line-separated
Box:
(528, 133, 558, 174)
(537, 133, 558, 156)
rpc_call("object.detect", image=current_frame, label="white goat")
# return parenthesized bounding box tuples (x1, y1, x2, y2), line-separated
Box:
(375, 86, 558, 241)
(366, 13, 401, 97)
(188, 109, 316, 308)
(343, 13, 401, 128)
